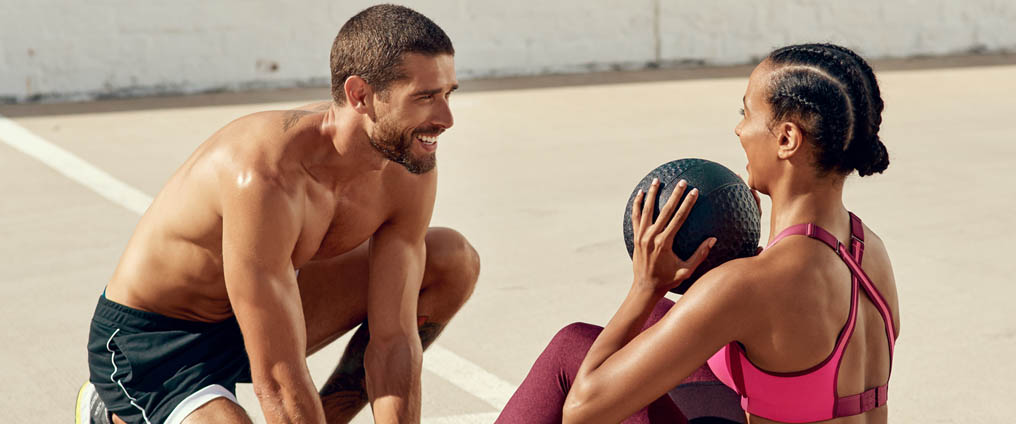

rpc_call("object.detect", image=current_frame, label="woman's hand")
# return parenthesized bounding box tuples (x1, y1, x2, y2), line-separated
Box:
(630, 177, 715, 294)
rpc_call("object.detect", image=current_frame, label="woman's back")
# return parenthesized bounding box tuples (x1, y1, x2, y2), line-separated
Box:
(718, 214, 900, 423)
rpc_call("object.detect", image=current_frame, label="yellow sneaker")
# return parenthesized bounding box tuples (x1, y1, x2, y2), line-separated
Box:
(75, 382, 111, 424)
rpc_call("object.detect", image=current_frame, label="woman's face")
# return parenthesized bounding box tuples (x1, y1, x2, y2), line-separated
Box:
(735, 62, 779, 194)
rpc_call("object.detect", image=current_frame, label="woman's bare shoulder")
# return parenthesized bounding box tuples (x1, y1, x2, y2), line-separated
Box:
(859, 222, 902, 336)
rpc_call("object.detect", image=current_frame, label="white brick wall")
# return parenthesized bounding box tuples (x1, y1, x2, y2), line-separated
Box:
(2, 1, 1014, 102)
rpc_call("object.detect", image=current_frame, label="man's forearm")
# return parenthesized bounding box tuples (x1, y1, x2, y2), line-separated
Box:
(254, 374, 327, 424)
(365, 337, 423, 424)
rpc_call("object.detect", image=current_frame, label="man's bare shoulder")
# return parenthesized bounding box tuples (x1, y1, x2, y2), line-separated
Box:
(219, 108, 324, 162)
(383, 166, 438, 209)
(202, 111, 319, 199)
(242, 101, 330, 135)
(292, 101, 333, 113)
(220, 109, 318, 143)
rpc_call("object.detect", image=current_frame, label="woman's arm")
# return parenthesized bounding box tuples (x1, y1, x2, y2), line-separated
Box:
(563, 178, 759, 424)
(562, 266, 756, 424)
(572, 178, 712, 378)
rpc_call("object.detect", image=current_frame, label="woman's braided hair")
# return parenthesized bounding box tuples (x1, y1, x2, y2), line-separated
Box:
(766, 43, 889, 177)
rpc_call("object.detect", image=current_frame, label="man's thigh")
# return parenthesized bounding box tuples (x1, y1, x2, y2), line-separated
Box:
(298, 226, 475, 355)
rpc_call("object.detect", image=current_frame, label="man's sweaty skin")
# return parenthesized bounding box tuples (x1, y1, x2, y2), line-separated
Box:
(103, 53, 459, 423)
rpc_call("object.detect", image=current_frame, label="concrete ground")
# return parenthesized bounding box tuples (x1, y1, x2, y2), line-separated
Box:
(1, 54, 1014, 423)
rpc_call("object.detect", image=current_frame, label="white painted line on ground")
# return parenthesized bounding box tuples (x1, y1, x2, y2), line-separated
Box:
(424, 344, 515, 410)
(424, 412, 500, 424)
(0, 112, 516, 416)
(0, 114, 154, 214)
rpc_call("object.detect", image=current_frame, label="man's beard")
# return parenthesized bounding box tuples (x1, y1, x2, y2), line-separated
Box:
(368, 113, 437, 175)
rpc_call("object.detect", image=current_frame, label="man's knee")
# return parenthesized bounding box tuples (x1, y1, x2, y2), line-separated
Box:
(181, 397, 252, 424)
(424, 227, 480, 303)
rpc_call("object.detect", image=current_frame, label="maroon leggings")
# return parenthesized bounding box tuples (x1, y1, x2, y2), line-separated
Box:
(495, 298, 744, 424)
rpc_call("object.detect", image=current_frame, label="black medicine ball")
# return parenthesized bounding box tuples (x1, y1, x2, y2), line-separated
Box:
(623, 158, 761, 294)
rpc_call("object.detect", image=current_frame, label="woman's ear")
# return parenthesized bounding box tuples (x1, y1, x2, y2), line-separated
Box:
(775, 121, 804, 160)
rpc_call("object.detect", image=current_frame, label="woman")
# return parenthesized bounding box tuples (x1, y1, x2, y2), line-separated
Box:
(496, 43, 899, 424)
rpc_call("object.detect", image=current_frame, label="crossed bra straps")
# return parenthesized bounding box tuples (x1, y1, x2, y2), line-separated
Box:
(706, 212, 896, 422)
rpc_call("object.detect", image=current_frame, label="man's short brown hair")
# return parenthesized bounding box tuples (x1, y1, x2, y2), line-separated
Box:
(330, 4, 454, 105)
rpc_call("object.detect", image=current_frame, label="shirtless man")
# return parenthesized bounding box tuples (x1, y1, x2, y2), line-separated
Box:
(77, 5, 479, 424)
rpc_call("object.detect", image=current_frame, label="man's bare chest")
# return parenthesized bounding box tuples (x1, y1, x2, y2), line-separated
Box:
(293, 194, 387, 266)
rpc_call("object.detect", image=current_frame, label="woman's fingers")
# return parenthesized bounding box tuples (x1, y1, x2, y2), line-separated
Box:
(663, 187, 699, 243)
(654, 179, 687, 233)
(631, 188, 645, 234)
(639, 177, 659, 232)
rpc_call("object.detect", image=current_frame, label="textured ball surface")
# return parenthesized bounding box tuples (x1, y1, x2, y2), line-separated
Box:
(623, 158, 761, 293)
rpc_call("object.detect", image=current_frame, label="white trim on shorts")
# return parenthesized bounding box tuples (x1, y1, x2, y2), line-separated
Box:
(107, 328, 152, 424)
(165, 384, 239, 424)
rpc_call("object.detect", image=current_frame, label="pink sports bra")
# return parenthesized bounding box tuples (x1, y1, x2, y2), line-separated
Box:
(706, 212, 896, 423)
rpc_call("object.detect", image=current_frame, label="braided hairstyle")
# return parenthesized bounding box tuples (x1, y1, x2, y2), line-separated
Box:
(765, 43, 889, 177)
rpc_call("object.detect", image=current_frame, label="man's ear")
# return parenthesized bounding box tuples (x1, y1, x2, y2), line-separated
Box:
(343, 76, 373, 114)
(775, 121, 804, 160)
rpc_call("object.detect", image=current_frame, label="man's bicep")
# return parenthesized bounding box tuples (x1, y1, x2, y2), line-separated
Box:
(219, 175, 307, 374)
(230, 269, 308, 378)
(220, 174, 301, 276)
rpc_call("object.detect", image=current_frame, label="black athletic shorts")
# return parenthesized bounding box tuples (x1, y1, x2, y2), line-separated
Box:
(86, 294, 251, 424)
